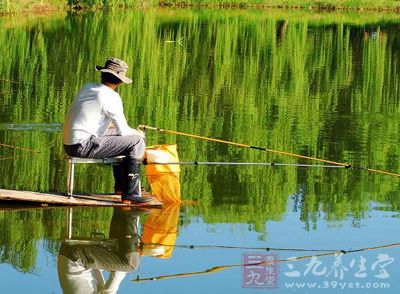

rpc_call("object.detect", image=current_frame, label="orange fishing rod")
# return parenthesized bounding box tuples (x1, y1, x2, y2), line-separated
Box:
(139, 125, 400, 178)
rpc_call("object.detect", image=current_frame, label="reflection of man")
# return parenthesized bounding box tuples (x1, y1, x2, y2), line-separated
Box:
(57, 208, 142, 294)
(62, 57, 151, 204)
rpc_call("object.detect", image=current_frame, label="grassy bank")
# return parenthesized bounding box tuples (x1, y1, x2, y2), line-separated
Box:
(0, 0, 64, 13)
(1, 0, 400, 13)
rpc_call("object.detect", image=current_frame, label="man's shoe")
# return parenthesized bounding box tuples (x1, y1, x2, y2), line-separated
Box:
(121, 194, 153, 204)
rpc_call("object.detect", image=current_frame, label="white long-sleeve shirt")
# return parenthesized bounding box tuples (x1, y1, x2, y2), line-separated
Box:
(63, 83, 135, 145)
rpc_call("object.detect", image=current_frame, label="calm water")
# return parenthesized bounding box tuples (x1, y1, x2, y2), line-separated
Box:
(1, 8, 400, 293)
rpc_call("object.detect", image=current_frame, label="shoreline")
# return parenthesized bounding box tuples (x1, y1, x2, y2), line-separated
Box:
(1, 1, 400, 15)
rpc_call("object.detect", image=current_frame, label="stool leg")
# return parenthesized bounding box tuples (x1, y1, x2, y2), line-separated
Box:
(66, 207, 73, 240)
(67, 159, 75, 197)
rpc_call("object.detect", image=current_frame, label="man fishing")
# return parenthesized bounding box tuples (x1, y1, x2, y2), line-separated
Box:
(62, 57, 152, 204)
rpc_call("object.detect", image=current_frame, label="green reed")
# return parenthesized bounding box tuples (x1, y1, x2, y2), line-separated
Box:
(1, 9, 400, 271)
(1, 9, 400, 213)
(2, 0, 400, 12)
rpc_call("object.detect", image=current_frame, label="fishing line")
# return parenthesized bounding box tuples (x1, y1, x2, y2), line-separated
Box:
(142, 242, 339, 252)
(0, 78, 20, 84)
(0, 143, 41, 153)
(0, 154, 35, 161)
(139, 125, 400, 178)
(0, 143, 41, 161)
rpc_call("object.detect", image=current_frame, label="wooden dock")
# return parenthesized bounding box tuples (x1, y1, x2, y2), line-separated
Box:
(0, 189, 162, 208)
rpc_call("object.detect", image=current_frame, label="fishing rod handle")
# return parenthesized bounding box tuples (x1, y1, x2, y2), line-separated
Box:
(138, 125, 160, 132)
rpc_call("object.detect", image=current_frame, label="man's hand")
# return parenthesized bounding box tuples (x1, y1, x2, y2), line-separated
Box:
(132, 128, 145, 139)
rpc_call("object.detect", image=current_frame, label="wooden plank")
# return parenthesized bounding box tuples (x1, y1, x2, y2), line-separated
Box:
(78, 194, 122, 202)
(0, 189, 162, 208)
(86, 190, 155, 202)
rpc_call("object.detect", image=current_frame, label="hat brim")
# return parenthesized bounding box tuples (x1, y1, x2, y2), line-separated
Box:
(95, 65, 132, 84)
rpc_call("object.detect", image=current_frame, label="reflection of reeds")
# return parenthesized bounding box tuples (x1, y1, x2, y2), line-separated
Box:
(0, 10, 400, 272)
(3, 0, 400, 12)
(1, 10, 399, 211)
(0, 206, 114, 272)
(0, 89, 19, 95)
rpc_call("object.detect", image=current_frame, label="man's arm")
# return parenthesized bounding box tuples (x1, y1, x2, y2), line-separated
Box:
(103, 97, 144, 138)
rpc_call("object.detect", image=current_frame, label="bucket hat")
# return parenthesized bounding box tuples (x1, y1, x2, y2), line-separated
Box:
(95, 57, 132, 84)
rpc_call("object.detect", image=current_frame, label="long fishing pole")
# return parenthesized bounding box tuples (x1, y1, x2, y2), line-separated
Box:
(139, 125, 348, 166)
(139, 125, 400, 178)
(133, 242, 400, 283)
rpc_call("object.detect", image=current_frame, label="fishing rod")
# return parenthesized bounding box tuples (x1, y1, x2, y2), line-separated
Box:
(133, 242, 400, 283)
(139, 125, 400, 178)
(145, 161, 347, 169)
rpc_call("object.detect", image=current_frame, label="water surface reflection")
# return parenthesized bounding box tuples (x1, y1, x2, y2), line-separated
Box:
(1, 8, 400, 293)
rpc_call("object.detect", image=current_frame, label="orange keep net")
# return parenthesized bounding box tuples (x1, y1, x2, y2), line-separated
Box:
(141, 203, 180, 258)
(145, 144, 181, 204)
